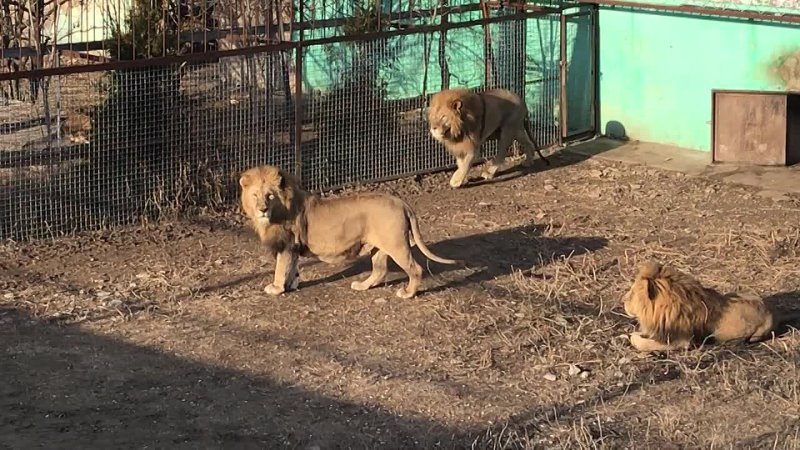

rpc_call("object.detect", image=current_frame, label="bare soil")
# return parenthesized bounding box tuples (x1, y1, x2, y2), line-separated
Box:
(2, 151, 800, 449)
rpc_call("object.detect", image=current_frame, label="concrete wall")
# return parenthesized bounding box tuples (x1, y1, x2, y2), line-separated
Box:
(598, 6, 800, 152)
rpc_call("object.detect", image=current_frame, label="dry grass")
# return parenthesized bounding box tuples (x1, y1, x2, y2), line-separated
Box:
(1, 151, 800, 449)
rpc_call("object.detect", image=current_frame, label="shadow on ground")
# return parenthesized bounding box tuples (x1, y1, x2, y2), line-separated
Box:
(0, 306, 476, 449)
(297, 223, 608, 295)
(457, 138, 625, 189)
(764, 291, 800, 335)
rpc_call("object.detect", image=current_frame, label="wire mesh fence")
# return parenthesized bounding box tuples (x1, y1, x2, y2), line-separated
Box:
(0, 6, 566, 241)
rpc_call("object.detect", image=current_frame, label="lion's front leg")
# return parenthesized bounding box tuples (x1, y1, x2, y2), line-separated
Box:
(450, 151, 475, 188)
(629, 332, 690, 352)
(265, 249, 300, 295)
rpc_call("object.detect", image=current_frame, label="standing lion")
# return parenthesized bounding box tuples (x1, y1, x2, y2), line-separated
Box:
(621, 261, 799, 352)
(239, 165, 462, 299)
(428, 87, 549, 188)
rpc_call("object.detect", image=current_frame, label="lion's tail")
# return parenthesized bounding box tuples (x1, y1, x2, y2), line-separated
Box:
(403, 202, 463, 266)
(523, 116, 551, 165)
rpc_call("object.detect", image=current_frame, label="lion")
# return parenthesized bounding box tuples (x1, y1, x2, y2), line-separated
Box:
(621, 261, 800, 352)
(428, 87, 550, 188)
(239, 165, 462, 299)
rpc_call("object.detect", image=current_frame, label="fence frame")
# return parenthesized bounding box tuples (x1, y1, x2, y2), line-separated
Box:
(0, 1, 594, 240)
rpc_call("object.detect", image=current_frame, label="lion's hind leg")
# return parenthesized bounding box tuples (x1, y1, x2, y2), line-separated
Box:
(382, 245, 423, 299)
(351, 250, 389, 292)
(481, 130, 515, 181)
(629, 332, 690, 352)
(516, 127, 549, 167)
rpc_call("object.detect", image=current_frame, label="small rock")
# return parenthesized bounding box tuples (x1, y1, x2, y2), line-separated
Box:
(568, 364, 582, 377)
(3, 293, 14, 299)
(535, 211, 547, 220)
(373, 297, 387, 305)
(629, 183, 642, 190)
(587, 191, 602, 199)
(544, 184, 556, 192)
(135, 273, 150, 279)
(589, 169, 603, 178)
(95, 291, 111, 299)
(614, 371, 624, 378)
(579, 370, 590, 379)
(478, 201, 492, 207)
(543, 373, 557, 382)
(106, 298, 124, 309)
(618, 357, 631, 365)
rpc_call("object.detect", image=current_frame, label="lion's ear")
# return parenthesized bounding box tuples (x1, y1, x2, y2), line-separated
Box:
(451, 99, 462, 113)
(239, 173, 251, 189)
(646, 279, 658, 300)
(277, 171, 287, 190)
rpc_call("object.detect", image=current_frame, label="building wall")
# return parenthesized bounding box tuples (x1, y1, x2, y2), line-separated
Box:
(598, 6, 800, 152)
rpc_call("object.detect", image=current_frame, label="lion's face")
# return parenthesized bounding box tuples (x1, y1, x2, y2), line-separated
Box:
(428, 90, 467, 143)
(622, 275, 660, 320)
(239, 166, 293, 225)
(622, 281, 645, 319)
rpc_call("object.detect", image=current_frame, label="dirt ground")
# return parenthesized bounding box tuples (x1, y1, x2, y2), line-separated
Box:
(2, 150, 800, 449)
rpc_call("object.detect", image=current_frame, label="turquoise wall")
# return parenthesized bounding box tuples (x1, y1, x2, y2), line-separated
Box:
(297, 5, 565, 126)
(599, 8, 800, 152)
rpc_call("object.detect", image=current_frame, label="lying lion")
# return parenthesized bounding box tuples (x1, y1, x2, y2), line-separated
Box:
(428, 87, 550, 188)
(622, 261, 799, 352)
(239, 165, 462, 299)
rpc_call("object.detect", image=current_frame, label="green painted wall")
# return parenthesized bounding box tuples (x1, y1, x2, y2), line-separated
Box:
(298, 5, 565, 127)
(599, 7, 800, 152)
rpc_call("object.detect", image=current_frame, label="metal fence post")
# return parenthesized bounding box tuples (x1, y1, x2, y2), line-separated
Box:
(294, 42, 304, 180)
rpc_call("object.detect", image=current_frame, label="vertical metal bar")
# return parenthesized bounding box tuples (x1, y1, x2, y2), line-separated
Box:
(293, 1, 304, 180)
(589, 5, 600, 136)
(710, 90, 717, 163)
(480, 0, 491, 87)
(559, 12, 567, 144)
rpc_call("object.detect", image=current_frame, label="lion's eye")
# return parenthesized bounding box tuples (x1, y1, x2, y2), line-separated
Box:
(268, 194, 275, 201)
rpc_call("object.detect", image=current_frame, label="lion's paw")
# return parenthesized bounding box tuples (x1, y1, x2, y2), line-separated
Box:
(481, 165, 499, 180)
(350, 280, 372, 291)
(264, 284, 286, 296)
(449, 177, 466, 188)
(521, 156, 537, 168)
(395, 287, 416, 299)
(288, 275, 300, 291)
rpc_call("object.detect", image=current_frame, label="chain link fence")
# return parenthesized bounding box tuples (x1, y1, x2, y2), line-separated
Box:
(0, 8, 564, 241)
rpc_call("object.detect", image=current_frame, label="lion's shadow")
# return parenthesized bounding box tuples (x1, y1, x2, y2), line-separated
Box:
(454, 138, 619, 189)
(763, 291, 800, 336)
(298, 223, 608, 294)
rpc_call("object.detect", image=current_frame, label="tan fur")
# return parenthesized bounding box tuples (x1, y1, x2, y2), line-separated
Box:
(621, 261, 797, 352)
(428, 87, 549, 188)
(239, 165, 462, 299)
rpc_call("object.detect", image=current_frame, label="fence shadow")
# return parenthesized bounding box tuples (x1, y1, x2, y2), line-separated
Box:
(0, 306, 477, 449)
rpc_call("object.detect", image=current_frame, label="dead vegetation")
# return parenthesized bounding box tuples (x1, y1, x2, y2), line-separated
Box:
(1, 151, 800, 449)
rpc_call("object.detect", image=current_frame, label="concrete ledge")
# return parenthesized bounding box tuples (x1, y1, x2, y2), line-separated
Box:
(565, 137, 800, 200)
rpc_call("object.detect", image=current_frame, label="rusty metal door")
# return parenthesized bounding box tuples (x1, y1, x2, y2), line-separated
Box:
(560, 6, 598, 143)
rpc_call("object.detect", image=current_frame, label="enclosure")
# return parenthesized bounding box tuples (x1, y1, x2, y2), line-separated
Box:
(2, 0, 800, 448)
(0, 0, 599, 241)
